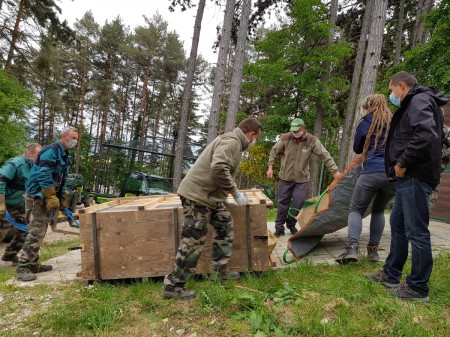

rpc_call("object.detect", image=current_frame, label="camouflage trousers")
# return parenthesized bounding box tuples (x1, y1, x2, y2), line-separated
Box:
(429, 185, 439, 212)
(17, 198, 49, 268)
(0, 206, 27, 259)
(164, 197, 234, 289)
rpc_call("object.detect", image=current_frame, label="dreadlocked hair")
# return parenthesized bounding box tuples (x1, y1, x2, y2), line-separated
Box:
(358, 94, 392, 168)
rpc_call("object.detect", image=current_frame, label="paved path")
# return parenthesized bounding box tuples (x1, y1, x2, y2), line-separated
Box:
(2, 216, 449, 285)
(269, 215, 450, 268)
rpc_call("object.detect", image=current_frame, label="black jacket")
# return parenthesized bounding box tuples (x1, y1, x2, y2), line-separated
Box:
(384, 84, 448, 188)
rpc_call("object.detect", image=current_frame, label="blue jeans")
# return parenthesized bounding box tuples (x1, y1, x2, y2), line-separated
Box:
(348, 173, 396, 246)
(383, 177, 433, 295)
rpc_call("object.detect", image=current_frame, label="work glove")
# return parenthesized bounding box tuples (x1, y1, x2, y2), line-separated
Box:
(232, 190, 249, 206)
(43, 187, 60, 212)
(0, 194, 5, 217)
(60, 191, 69, 210)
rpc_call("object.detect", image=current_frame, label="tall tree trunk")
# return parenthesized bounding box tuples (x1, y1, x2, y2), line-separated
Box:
(308, 0, 338, 198)
(337, 0, 373, 170)
(412, 0, 425, 48)
(347, 0, 388, 164)
(138, 70, 149, 164)
(5, 0, 25, 71)
(75, 70, 87, 174)
(206, 0, 235, 144)
(225, 0, 252, 132)
(414, 0, 434, 46)
(393, 0, 405, 66)
(173, 0, 206, 190)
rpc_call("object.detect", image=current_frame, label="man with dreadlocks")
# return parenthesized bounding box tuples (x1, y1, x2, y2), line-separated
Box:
(336, 94, 396, 265)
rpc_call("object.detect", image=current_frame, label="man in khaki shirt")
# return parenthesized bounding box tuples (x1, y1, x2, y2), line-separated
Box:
(267, 118, 340, 237)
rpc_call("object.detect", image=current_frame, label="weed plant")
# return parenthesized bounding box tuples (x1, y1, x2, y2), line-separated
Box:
(0, 237, 449, 336)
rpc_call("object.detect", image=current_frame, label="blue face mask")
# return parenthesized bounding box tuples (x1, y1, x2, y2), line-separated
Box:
(389, 92, 401, 107)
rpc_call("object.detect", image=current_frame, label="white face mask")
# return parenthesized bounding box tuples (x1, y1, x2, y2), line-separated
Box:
(292, 130, 305, 138)
(66, 139, 78, 149)
(249, 138, 257, 147)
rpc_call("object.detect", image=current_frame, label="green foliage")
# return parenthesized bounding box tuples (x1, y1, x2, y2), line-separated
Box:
(242, 0, 352, 131)
(0, 70, 34, 163)
(240, 145, 276, 192)
(385, 0, 450, 93)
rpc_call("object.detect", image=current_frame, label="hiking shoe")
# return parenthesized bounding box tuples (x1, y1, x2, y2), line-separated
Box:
(28, 264, 53, 273)
(274, 230, 285, 238)
(335, 244, 359, 265)
(218, 271, 241, 281)
(15, 267, 37, 282)
(365, 270, 399, 288)
(367, 245, 379, 263)
(163, 286, 196, 299)
(287, 226, 298, 235)
(390, 283, 430, 302)
(1, 254, 18, 264)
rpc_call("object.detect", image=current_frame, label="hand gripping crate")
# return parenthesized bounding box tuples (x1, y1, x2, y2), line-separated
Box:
(78, 190, 272, 281)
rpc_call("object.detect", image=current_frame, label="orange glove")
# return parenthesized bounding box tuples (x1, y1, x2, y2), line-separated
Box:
(0, 194, 5, 217)
(43, 187, 60, 212)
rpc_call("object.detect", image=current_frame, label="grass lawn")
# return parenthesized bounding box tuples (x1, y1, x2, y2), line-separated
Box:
(0, 229, 449, 336)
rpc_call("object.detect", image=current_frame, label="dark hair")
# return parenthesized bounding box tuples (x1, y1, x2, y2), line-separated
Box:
(238, 117, 262, 133)
(390, 71, 417, 87)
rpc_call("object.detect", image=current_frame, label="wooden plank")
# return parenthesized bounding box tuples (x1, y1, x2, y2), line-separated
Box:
(78, 198, 138, 214)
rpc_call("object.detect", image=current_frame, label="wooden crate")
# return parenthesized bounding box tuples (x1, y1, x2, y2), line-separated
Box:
(78, 190, 272, 281)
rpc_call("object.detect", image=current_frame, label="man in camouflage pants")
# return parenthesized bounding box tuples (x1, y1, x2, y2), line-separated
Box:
(163, 118, 262, 299)
(16, 126, 78, 282)
(0, 143, 42, 263)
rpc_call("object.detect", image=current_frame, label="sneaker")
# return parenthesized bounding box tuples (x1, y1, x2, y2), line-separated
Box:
(367, 245, 379, 263)
(28, 264, 53, 273)
(335, 244, 359, 264)
(390, 283, 430, 302)
(274, 230, 285, 238)
(218, 271, 241, 281)
(1, 254, 18, 264)
(163, 286, 196, 299)
(365, 270, 400, 288)
(15, 267, 37, 282)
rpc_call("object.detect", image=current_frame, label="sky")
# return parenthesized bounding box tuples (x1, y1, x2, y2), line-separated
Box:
(57, 0, 224, 64)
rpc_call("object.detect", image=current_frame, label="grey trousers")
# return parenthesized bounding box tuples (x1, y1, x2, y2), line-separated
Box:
(275, 179, 309, 232)
(348, 172, 396, 246)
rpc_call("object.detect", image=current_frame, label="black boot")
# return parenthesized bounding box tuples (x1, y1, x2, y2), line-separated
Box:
(367, 245, 379, 262)
(335, 244, 359, 264)
(287, 225, 298, 235)
(1, 253, 18, 264)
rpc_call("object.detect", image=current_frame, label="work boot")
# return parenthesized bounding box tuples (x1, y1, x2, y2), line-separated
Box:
(365, 270, 400, 288)
(218, 271, 241, 281)
(214, 265, 241, 281)
(163, 285, 196, 299)
(274, 229, 285, 238)
(28, 264, 53, 273)
(287, 225, 298, 235)
(389, 283, 430, 302)
(335, 244, 359, 264)
(15, 267, 37, 282)
(367, 245, 379, 263)
(1, 253, 18, 264)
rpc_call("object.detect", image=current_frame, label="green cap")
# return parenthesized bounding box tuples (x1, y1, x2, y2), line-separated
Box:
(290, 118, 305, 132)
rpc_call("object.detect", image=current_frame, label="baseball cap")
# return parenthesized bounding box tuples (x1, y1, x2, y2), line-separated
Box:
(290, 118, 305, 132)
